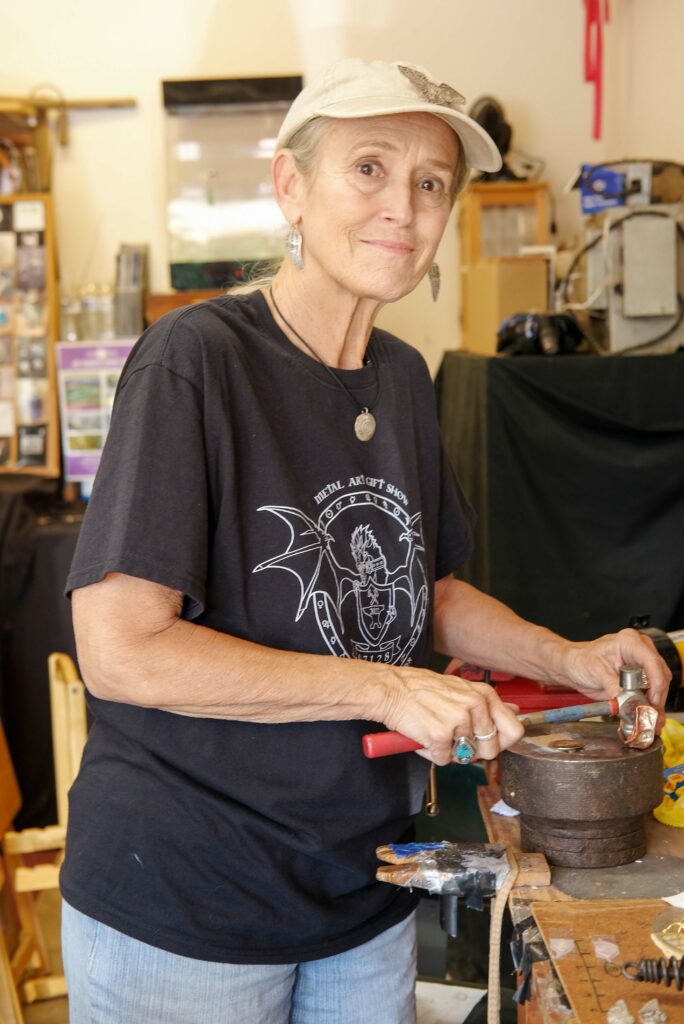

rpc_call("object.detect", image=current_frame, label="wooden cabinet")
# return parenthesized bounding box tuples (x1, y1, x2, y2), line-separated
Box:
(459, 181, 550, 264)
(458, 181, 551, 351)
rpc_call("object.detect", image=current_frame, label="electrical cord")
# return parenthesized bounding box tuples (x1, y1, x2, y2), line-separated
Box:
(563, 276, 611, 311)
(559, 208, 684, 303)
(578, 294, 683, 355)
(634, 293, 684, 348)
(557, 209, 684, 351)
(559, 231, 604, 305)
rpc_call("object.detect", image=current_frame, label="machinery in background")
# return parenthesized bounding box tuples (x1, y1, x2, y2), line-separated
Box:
(561, 159, 684, 354)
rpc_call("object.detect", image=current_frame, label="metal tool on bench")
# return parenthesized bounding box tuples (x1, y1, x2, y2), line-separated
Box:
(516, 663, 658, 748)
(362, 664, 661, 867)
(500, 719, 662, 867)
(499, 664, 663, 867)
(361, 663, 657, 759)
(622, 955, 684, 991)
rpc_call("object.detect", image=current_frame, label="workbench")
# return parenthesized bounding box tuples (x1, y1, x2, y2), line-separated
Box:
(478, 784, 684, 1022)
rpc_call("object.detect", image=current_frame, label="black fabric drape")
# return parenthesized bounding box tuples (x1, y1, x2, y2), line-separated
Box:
(436, 352, 684, 641)
(0, 483, 80, 828)
(6, 518, 79, 828)
(0, 492, 38, 722)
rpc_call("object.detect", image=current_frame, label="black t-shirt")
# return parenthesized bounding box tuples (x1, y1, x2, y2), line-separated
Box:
(62, 291, 474, 964)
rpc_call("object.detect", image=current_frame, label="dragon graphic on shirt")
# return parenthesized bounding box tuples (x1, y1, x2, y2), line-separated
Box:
(252, 489, 428, 663)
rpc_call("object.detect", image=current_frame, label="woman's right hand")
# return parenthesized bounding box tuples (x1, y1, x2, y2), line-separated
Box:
(373, 663, 524, 765)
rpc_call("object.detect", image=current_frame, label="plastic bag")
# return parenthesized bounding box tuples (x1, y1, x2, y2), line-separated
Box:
(653, 718, 684, 827)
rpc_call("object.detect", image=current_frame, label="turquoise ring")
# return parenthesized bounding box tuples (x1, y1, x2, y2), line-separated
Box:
(453, 735, 477, 765)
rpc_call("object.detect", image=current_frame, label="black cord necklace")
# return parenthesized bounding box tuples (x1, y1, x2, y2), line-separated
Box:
(269, 288, 380, 442)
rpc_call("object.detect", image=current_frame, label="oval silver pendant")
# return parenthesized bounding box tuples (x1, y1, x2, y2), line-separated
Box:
(354, 410, 376, 442)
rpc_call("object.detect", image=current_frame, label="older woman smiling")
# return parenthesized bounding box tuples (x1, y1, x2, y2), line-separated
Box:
(60, 59, 669, 1024)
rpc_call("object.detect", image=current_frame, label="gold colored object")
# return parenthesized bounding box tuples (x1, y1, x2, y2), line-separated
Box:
(548, 738, 585, 751)
(425, 764, 439, 816)
(662, 921, 684, 944)
(649, 906, 684, 960)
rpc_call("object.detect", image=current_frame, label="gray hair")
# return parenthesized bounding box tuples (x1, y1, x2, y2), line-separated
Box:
(230, 115, 469, 294)
(287, 116, 471, 203)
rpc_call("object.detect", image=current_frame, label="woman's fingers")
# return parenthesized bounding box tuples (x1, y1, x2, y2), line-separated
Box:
(564, 629, 671, 710)
(380, 667, 523, 765)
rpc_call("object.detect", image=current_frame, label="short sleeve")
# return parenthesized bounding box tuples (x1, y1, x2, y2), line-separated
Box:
(65, 363, 209, 619)
(435, 441, 476, 579)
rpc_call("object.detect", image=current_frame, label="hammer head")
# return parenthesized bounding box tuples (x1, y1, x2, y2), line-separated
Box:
(616, 665, 657, 748)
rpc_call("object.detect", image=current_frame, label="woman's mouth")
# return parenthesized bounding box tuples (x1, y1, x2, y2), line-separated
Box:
(361, 239, 415, 255)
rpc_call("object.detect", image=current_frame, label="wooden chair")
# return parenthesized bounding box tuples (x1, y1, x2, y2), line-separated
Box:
(2, 652, 87, 1006)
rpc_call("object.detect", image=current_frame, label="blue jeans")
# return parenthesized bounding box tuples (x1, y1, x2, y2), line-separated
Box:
(61, 900, 417, 1023)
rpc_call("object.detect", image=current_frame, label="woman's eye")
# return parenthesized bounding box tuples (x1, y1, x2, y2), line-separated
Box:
(357, 161, 381, 177)
(419, 178, 443, 193)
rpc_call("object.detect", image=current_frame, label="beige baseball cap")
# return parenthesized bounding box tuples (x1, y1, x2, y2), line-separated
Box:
(275, 58, 502, 173)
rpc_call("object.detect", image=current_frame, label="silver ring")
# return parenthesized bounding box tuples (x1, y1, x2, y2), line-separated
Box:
(452, 735, 477, 765)
(473, 728, 498, 742)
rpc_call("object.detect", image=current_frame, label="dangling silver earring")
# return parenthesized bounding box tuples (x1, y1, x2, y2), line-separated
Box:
(428, 262, 441, 302)
(286, 224, 304, 270)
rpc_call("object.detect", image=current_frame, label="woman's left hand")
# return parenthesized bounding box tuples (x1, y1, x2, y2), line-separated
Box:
(434, 579, 671, 730)
(559, 628, 671, 722)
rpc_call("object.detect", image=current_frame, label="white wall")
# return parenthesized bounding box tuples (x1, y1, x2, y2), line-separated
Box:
(2, 0, 681, 373)
(616, 0, 684, 162)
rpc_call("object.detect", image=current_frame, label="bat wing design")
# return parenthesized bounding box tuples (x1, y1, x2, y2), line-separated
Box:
(253, 506, 352, 621)
(389, 512, 428, 622)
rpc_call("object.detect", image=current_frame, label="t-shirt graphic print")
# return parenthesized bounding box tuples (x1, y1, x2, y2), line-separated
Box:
(253, 477, 427, 664)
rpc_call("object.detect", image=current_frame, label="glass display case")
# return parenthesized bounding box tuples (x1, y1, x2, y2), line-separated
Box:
(163, 77, 302, 290)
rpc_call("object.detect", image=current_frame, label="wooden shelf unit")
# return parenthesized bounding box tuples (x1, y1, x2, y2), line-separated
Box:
(458, 181, 551, 352)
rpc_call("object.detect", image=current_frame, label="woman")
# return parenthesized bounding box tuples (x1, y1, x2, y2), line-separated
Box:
(61, 59, 669, 1023)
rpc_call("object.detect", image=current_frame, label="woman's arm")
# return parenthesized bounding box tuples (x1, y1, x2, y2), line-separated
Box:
(433, 576, 671, 713)
(73, 572, 524, 764)
(74, 572, 383, 722)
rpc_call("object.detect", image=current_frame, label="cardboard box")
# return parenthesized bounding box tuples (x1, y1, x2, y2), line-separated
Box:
(461, 257, 549, 355)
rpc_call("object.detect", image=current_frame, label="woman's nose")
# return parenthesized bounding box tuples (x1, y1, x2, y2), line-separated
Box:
(380, 178, 414, 224)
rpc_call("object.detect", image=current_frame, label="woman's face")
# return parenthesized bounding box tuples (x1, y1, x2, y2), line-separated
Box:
(294, 112, 460, 303)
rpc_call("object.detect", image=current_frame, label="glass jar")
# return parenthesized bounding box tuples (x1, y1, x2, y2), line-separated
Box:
(60, 290, 82, 341)
(95, 282, 115, 340)
(79, 284, 99, 340)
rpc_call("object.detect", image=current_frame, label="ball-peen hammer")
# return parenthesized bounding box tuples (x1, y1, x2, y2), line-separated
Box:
(362, 664, 656, 758)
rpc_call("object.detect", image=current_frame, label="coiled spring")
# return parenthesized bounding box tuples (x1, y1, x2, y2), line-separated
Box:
(622, 956, 684, 990)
